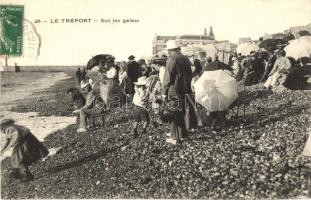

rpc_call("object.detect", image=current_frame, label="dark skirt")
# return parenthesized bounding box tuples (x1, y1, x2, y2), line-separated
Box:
(11, 133, 49, 168)
(106, 79, 127, 109)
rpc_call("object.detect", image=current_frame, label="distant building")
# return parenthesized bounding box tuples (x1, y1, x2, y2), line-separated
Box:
(285, 23, 311, 38)
(262, 23, 311, 41)
(208, 26, 215, 40)
(152, 26, 216, 55)
(152, 35, 176, 55)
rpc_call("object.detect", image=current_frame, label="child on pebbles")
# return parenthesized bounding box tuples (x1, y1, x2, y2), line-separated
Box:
(132, 76, 150, 137)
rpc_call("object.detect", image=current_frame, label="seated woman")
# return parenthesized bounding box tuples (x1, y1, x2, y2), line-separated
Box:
(264, 49, 292, 90)
(73, 82, 106, 133)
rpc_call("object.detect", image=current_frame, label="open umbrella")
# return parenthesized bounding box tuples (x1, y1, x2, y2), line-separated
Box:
(86, 54, 113, 70)
(181, 46, 205, 56)
(237, 43, 259, 56)
(284, 36, 311, 60)
(193, 70, 238, 112)
(259, 39, 287, 51)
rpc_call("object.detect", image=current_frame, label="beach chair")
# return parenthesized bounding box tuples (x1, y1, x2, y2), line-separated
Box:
(88, 95, 109, 128)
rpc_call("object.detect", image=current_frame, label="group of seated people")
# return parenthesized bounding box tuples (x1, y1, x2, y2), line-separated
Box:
(227, 48, 309, 91)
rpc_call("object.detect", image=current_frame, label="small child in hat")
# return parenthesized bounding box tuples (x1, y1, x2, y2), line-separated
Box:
(0, 119, 49, 182)
(132, 76, 150, 137)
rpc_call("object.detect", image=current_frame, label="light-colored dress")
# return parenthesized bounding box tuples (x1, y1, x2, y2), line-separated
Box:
(100, 67, 126, 109)
(264, 56, 291, 88)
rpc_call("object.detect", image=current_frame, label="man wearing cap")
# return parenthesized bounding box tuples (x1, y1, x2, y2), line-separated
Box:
(73, 82, 105, 132)
(123, 55, 142, 94)
(161, 40, 192, 145)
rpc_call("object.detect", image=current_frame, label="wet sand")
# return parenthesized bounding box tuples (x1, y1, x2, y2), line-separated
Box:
(0, 72, 76, 160)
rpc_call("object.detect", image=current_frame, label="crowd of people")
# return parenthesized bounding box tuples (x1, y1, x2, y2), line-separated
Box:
(71, 39, 310, 144)
(1, 38, 310, 182)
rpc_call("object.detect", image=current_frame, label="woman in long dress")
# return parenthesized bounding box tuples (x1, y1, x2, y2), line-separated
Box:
(0, 119, 49, 182)
(101, 56, 126, 110)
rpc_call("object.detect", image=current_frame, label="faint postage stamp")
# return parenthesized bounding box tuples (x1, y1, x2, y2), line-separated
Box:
(0, 5, 24, 56)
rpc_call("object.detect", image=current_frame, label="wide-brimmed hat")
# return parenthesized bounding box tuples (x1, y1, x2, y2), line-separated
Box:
(165, 40, 180, 50)
(0, 118, 15, 127)
(134, 76, 147, 85)
(128, 55, 135, 60)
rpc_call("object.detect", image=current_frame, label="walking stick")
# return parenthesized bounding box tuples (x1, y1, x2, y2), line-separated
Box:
(185, 94, 203, 127)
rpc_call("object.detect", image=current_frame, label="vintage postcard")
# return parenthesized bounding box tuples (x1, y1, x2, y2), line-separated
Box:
(0, 0, 311, 199)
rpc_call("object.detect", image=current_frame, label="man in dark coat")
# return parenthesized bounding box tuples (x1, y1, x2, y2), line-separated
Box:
(161, 40, 192, 145)
(123, 55, 142, 94)
(124, 55, 142, 83)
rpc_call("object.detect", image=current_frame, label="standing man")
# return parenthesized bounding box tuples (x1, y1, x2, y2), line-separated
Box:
(162, 40, 192, 145)
(123, 55, 142, 94)
(75, 68, 82, 85)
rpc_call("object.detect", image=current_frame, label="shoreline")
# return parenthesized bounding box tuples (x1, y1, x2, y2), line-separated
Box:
(0, 71, 72, 109)
(0, 72, 77, 160)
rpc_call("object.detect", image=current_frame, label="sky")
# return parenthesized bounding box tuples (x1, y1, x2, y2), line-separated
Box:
(1, 0, 311, 66)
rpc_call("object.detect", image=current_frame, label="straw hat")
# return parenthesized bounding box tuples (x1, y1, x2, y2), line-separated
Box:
(134, 76, 147, 85)
(165, 40, 180, 50)
(0, 118, 15, 127)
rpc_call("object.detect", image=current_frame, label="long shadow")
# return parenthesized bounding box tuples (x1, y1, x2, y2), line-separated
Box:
(242, 103, 308, 128)
(193, 100, 308, 142)
(230, 89, 273, 109)
(40, 146, 118, 176)
(40, 134, 131, 177)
